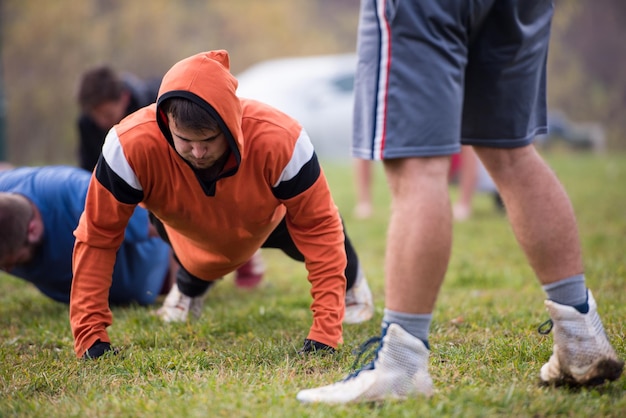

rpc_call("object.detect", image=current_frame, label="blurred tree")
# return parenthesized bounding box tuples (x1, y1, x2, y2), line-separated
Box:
(549, 0, 626, 150)
(1, 0, 360, 165)
(0, 0, 623, 166)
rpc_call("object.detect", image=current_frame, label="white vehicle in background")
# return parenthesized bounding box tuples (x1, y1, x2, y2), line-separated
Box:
(236, 53, 357, 160)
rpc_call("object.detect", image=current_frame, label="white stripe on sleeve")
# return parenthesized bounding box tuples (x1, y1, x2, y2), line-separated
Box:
(101, 128, 143, 191)
(273, 129, 315, 187)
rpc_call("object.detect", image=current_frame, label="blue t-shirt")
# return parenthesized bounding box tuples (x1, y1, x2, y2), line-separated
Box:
(0, 166, 170, 305)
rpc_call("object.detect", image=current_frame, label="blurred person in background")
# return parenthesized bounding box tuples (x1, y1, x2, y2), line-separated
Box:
(449, 146, 504, 221)
(77, 66, 161, 172)
(77, 65, 265, 288)
(353, 147, 504, 221)
(352, 158, 375, 220)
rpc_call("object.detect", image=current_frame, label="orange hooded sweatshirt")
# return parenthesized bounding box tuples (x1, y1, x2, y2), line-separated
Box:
(70, 50, 346, 357)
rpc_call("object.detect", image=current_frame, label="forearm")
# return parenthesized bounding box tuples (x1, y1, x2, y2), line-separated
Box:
(286, 202, 347, 348)
(70, 241, 117, 357)
(304, 252, 347, 348)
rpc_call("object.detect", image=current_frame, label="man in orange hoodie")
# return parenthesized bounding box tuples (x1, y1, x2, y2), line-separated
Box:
(76, 65, 265, 289)
(70, 50, 374, 359)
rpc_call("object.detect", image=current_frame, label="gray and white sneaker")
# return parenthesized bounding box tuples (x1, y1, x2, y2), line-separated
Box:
(155, 283, 210, 323)
(540, 290, 624, 386)
(344, 266, 374, 324)
(296, 323, 433, 404)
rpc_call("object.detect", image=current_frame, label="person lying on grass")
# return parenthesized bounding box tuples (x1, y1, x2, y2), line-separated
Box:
(70, 50, 374, 360)
(0, 165, 175, 306)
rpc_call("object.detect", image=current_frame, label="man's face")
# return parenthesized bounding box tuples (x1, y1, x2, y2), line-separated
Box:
(0, 197, 43, 273)
(168, 114, 228, 170)
(88, 92, 129, 130)
(0, 223, 41, 274)
(0, 241, 38, 273)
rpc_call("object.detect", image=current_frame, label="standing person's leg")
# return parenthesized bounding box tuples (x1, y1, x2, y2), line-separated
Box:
(476, 145, 623, 385)
(476, 146, 583, 284)
(452, 146, 478, 221)
(383, 157, 451, 317)
(297, 157, 451, 403)
(463, 0, 622, 386)
(353, 158, 374, 219)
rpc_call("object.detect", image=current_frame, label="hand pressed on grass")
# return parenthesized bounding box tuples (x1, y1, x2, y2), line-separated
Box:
(298, 339, 335, 355)
(82, 340, 117, 360)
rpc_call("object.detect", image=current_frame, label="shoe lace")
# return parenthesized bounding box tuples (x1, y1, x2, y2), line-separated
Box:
(537, 319, 553, 335)
(344, 335, 382, 380)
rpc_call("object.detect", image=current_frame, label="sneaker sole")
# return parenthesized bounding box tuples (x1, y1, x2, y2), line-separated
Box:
(344, 306, 374, 324)
(540, 358, 624, 387)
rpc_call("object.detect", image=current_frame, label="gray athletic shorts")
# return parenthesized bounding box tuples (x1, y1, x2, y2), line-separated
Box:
(352, 0, 553, 160)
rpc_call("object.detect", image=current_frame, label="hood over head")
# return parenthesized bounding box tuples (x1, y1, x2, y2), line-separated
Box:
(156, 50, 243, 182)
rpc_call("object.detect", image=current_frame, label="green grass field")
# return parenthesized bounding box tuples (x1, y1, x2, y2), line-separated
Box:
(1, 152, 624, 417)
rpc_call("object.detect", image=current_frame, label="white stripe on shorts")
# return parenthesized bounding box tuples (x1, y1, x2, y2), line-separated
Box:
(373, 0, 392, 160)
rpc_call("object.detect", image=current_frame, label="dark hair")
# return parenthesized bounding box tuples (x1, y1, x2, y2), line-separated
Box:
(161, 97, 219, 132)
(77, 66, 125, 112)
(0, 194, 32, 262)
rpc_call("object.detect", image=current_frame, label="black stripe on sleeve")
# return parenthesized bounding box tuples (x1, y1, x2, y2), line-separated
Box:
(272, 152, 321, 200)
(95, 155, 144, 205)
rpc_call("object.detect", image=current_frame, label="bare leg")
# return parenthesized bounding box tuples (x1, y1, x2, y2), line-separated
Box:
(474, 145, 583, 284)
(453, 146, 478, 221)
(383, 156, 452, 313)
(353, 158, 374, 219)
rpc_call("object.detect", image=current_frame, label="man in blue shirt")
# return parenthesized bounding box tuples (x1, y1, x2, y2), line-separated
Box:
(0, 165, 173, 305)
